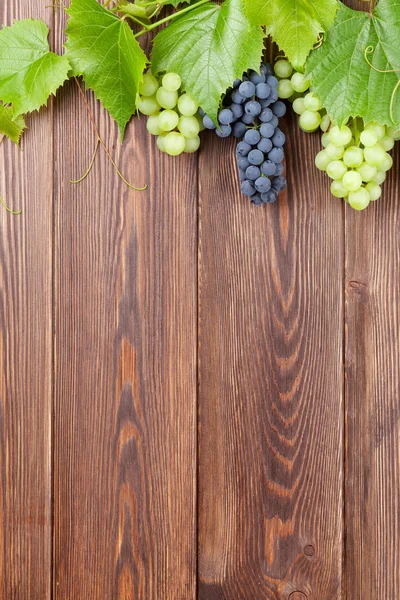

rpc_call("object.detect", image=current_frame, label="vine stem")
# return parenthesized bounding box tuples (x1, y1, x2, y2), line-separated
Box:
(74, 78, 147, 190)
(134, 0, 210, 38)
(0, 195, 22, 215)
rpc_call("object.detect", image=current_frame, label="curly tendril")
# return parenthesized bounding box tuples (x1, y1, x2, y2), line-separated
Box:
(364, 45, 400, 124)
(0, 195, 22, 215)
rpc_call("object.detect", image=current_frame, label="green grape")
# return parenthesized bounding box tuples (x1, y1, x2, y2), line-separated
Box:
(162, 72, 182, 92)
(156, 134, 167, 153)
(326, 160, 347, 180)
(365, 182, 382, 201)
(146, 113, 162, 136)
(343, 146, 364, 168)
(380, 135, 395, 151)
(277, 79, 294, 99)
(177, 93, 199, 117)
(164, 132, 186, 156)
(274, 59, 293, 78)
(315, 150, 331, 171)
(156, 86, 178, 109)
(139, 71, 159, 97)
(364, 144, 387, 167)
(292, 97, 306, 115)
(372, 171, 387, 185)
(348, 187, 371, 211)
(356, 162, 377, 182)
(299, 110, 321, 132)
(178, 115, 200, 138)
(320, 114, 331, 133)
(360, 129, 378, 147)
(365, 122, 386, 140)
(158, 109, 179, 131)
(331, 180, 348, 198)
(304, 92, 322, 111)
(321, 132, 331, 147)
(343, 170, 362, 192)
(184, 135, 201, 153)
(329, 125, 352, 147)
(138, 95, 161, 116)
(291, 72, 310, 93)
(387, 127, 400, 140)
(325, 143, 344, 160)
(381, 152, 393, 172)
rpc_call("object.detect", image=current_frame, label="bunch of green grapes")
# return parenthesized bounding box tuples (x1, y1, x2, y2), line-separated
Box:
(138, 70, 204, 157)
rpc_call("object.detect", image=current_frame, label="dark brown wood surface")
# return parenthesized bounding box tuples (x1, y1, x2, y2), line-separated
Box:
(1, 0, 399, 598)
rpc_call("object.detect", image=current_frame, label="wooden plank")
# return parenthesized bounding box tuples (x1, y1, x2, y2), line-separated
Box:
(0, 1, 53, 598)
(198, 109, 344, 597)
(52, 21, 198, 600)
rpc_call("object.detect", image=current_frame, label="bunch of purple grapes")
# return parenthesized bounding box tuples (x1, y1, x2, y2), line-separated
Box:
(201, 63, 287, 205)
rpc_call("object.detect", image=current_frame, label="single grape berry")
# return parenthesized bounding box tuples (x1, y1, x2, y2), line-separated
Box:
(241, 180, 256, 196)
(244, 129, 261, 145)
(251, 194, 263, 206)
(272, 129, 286, 147)
(216, 124, 232, 138)
(255, 177, 271, 193)
(242, 113, 255, 125)
(239, 81, 256, 98)
(246, 166, 261, 180)
(249, 71, 266, 85)
(237, 157, 250, 170)
(260, 123, 274, 138)
(232, 122, 247, 138)
(266, 75, 279, 89)
(257, 138, 273, 154)
(259, 108, 273, 123)
(272, 101, 287, 118)
(218, 108, 234, 125)
(269, 147, 284, 163)
(261, 161, 277, 177)
(239, 170, 246, 181)
(245, 101, 262, 117)
(236, 141, 252, 156)
(203, 115, 216, 130)
(261, 189, 278, 203)
(255, 83, 271, 99)
(248, 149, 264, 165)
(272, 176, 287, 192)
(231, 103, 244, 119)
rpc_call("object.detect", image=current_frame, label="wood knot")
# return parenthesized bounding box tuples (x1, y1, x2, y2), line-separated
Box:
(348, 279, 367, 289)
(289, 593, 307, 600)
(303, 544, 315, 556)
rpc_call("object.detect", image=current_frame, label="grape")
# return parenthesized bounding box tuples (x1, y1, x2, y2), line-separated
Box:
(162, 72, 182, 92)
(250, 72, 266, 85)
(356, 162, 377, 182)
(203, 115, 216, 130)
(275, 163, 284, 176)
(138, 95, 161, 116)
(321, 133, 330, 148)
(274, 59, 293, 79)
(256, 83, 271, 99)
(364, 144, 387, 167)
(246, 166, 261, 180)
(325, 144, 345, 160)
(257, 138, 273, 153)
(372, 171, 387, 185)
(159, 109, 179, 131)
(261, 63, 273, 76)
(388, 127, 400, 140)
(315, 150, 331, 171)
(320, 114, 331, 133)
(348, 188, 370, 211)
(146, 113, 162, 136)
(329, 125, 352, 147)
(380, 135, 395, 151)
(233, 78, 241, 88)
(342, 171, 362, 192)
(239, 170, 246, 181)
(343, 146, 364, 168)
(216, 124, 232, 138)
(261, 161, 277, 177)
(248, 149, 265, 165)
(139, 71, 159, 97)
(156, 134, 167, 153)
(331, 180, 348, 198)
(231, 91, 246, 104)
(365, 122, 385, 140)
(269, 147, 284, 163)
(251, 194, 263, 205)
(326, 160, 347, 180)
(241, 180, 256, 196)
(198, 108, 206, 116)
(272, 129, 286, 147)
(218, 108, 234, 125)
(360, 129, 378, 147)
(291, 72, 310, 93)
(178, 94, 198, 116)
(231, 103, 244, 119)
(381, 152, 393, 172)
(270, 115, 279, 128)
(237, 141, 252, 156)
(272, 101, 287, 117)
(242, 113, 255, 125)
(255, 177, 271, 193)
(238, 157, 250, 170)
(178, 115, 200, 138)
(299, 110, 321, 132)
(239, 81, 256, 98)
(245, 101, 262, 117)
(277, 79, 294, 99)
(266, 75, 279, 89)
(260, 108, 273, 122)
(304, 92, 322, 111)
(269, 88, 279, 103)
(232, 122, 247, 138)
(244, 129, 261, 145)
(156, 86, 178, 109)
(184, 136, 201, 153)
(261, 189, 278, 203)
(365, 182, 382, 201)
(272, 176, 287, 192)
(164, 132, 186, 156)
(293, 97, 306, 115)
(260, 123, 274, 138)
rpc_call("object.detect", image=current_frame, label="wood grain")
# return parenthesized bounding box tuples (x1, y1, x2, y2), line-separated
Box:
(52, 19, 198, 600)
(0, 1, 53, 598)
(197, 109, 344, 598)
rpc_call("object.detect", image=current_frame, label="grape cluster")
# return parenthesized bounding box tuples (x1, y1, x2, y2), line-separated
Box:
(138, 70, 204, 156)
(202, 64, 288, 205)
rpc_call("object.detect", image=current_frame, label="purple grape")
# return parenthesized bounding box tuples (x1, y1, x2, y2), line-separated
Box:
(269, 147, 284, 163)
(244, 129, 261, 145)
(261, 189, 278, 203)
(261, 160, 277, 177)
(251, 193, 263, 205)
(242, 113, 255, 125)
(231, 103, 244, 119)
(266, 75, 279, 88)
(260, 123, 274, 138)
(255, 177, 272, 193)
(245, 100, 262, 117)
(255, 83, 271, 99)
(232, 121, 247, 138)
(272, 129, 286, 147)
(272, 101, 287, 117)
(248, 149, 264, 165)
(241, 180, 256, 196)
(246, 165, 261, 180)
(257, 138, 273, 153)
(272, 175, 287, 192)
(218, 108, 234, 125)
(203, 115, 216, 129)
(239, 81, 256, 98)
(249, 72, 265, 85)
(232, 90, 246, 104)
(237, 156, 250, 170)
(216, 124, 232, 138)
(236, 141, 252, 156)
(259, 108, 273, 122)
(275, 163, 284, 176)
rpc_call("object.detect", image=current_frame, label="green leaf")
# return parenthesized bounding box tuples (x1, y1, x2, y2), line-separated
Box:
(0, 19, 70, 117)
(65, 0, 148, 138)
(306, 0, 400, 127)
(151, 0, 264, 124)
(244, 0, 337, 70)
(0, 105, 26, 145)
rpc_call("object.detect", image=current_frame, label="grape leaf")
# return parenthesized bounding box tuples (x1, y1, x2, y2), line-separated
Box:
(65, 0, 148, 138)
(0, 105, 26, 145)
(306, 0, 400, 126)
(151, 0, 264, 124)
(244, 0, 337, 70)
(0, 19, 70, 117)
